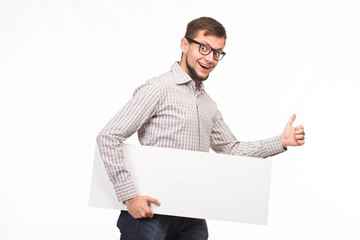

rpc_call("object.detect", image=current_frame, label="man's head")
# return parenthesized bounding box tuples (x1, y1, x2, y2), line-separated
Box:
(179, 17, 227, 83)
(184, 16, 227, 42)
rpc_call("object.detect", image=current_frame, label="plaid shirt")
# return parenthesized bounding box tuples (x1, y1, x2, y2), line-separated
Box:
(97, 62, 285, 202)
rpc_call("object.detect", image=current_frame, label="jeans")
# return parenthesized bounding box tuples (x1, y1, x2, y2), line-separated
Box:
(117, 211, 208, 240)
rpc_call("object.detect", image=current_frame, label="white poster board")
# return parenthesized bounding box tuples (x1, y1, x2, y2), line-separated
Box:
(89, 144, 272, 225)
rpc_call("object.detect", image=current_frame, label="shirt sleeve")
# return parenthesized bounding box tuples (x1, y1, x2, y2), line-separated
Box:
(96, 81, 160, 202)
(210, 111, 286, 158)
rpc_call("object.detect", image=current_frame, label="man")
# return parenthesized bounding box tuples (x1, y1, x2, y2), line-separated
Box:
(97, 16, 305, 240)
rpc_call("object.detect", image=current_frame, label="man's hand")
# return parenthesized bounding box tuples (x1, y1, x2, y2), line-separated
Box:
(280, 114, 305, 147)
(125, 195, 161, 219)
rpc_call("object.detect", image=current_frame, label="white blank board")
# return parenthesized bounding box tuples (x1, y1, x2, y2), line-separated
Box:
(89, 144, 272, 225)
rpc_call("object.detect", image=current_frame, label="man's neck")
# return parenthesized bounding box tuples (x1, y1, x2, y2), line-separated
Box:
(195, 80, 202, 88)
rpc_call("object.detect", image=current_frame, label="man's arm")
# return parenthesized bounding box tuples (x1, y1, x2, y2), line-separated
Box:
(96, 81, 161, 218)
(210, 112, 304, 157)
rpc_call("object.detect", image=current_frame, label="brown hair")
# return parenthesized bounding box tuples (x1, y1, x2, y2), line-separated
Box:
(184, 17, 227, 41)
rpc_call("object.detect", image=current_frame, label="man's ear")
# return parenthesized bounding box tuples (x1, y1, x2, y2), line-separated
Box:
(180, 37, 188, 53)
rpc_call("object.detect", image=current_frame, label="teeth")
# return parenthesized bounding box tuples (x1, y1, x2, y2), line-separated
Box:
(199, 62, 210, 69)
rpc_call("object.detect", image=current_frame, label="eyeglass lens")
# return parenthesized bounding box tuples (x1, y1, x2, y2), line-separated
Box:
(199, 44, 223, 60)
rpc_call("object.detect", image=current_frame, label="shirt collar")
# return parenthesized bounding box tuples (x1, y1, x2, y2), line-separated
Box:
(171, 62, 205, 91)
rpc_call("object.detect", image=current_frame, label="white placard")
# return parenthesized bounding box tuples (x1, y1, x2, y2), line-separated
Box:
(89, 144, 272, 225)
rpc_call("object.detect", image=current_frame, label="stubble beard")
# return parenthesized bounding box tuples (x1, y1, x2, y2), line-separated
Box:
(186, 57, 209, 82)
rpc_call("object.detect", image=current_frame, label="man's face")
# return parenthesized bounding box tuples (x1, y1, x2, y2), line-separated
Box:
(180, 30, 225, 82)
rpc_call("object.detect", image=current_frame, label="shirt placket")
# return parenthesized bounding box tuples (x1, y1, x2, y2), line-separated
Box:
(194, 85, 204, 151)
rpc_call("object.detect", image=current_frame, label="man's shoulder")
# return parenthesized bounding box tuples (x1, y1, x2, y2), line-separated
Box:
(140, 68, 177, 91)
(146, 62, 188, 87)
(148, 70, 173, 85)
(132, 69, 174, 95)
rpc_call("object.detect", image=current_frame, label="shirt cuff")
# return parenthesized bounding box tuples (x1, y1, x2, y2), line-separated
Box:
(264, 135, 286, 156)
(113, 179, 139, 202)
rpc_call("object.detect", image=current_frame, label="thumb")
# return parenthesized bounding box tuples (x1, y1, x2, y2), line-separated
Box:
(146, 196, 161, 206)
(287, 114, 296, 127)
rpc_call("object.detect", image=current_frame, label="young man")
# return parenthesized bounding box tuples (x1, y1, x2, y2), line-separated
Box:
(97, 16, 305, 240)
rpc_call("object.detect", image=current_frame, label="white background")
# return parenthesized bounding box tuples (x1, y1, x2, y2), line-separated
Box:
(0, 0, 359, 239)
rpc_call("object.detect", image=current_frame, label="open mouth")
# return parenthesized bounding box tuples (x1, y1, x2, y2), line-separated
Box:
(198, 62, 211, 70)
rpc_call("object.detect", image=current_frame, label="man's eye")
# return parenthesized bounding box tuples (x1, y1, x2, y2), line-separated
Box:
(214, 51, 221, 56)
(200, 45, 208, 51)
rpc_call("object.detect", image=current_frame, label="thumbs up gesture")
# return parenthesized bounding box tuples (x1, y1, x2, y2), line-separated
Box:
(280, 114, 305, 147)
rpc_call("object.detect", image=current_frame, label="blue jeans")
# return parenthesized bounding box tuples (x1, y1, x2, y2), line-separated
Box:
(117, 211, 208, 240)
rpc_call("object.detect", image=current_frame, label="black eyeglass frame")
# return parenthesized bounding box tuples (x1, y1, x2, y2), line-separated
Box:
(186, 37, 226, 61)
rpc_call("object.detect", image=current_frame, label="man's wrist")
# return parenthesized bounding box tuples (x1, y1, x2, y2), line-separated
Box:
(114, 179, 139, 202)
(124, 196, 138, 204)
(280, 134, 287, 148)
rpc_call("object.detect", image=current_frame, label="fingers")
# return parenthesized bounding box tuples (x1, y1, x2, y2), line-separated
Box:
(295, 125, 305, 142)
(125, 196, 160, 219)
(145, 209, 154, 218)
(141, 196, 160, 218)
(295, 125, 305, 145)
(295, 125, 305, 138)
(136, 207, 154, 219)
(295, 125, 304, 130)
(135, 206, 154, 219)
(146, 196, 161, 206)
(295, 135, 304, 140)
(287, 114, 296, 127)
(297, 140, 305, 146)
(144, 196, 160, 218)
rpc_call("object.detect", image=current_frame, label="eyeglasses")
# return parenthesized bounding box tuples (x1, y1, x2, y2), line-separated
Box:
(186, 37, 226, 61)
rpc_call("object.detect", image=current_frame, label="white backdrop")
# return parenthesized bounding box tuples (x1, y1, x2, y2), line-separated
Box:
(0, 0, 359, 239)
